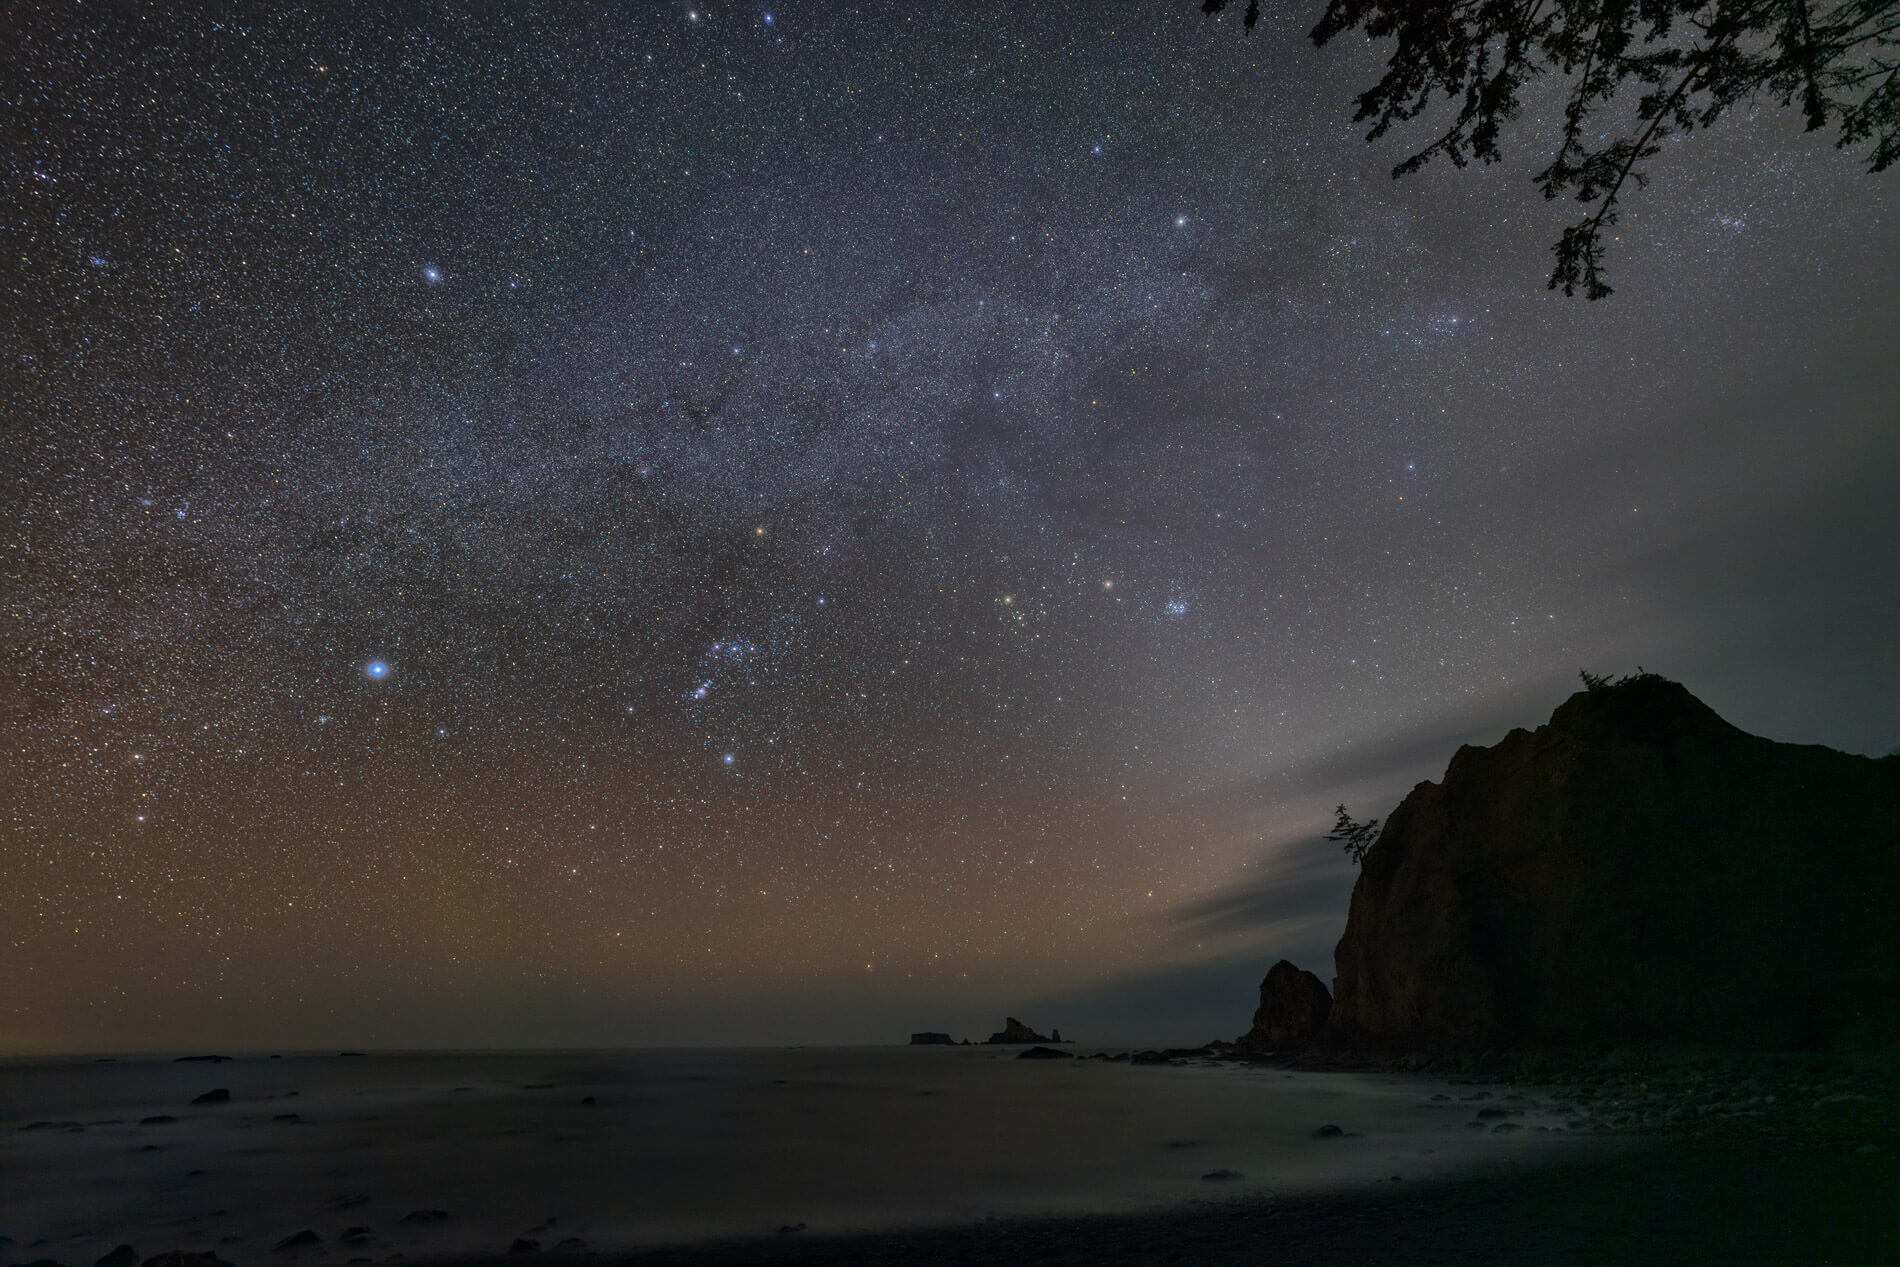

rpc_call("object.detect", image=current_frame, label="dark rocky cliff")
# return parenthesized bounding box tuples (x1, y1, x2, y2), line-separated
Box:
(1329, 675, 1900, 1050)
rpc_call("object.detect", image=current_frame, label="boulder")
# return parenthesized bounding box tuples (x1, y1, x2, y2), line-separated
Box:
(1015, 1045, 1073, 1060)
(1329, 675, 1900, 1051)
(190, 1089, 230, 1105)
(1236, 961, 1332, 1052)
(984, 1017, 1051, 1044)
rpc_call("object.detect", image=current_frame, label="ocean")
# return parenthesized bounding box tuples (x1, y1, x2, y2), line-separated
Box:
(0, 1047, 1573, 1260)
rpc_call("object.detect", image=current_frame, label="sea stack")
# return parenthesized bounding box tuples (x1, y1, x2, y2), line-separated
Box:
(985, 1017, 1053, 1044)
(1235, 960, 1332, 1052)
(1328, 674, 1900, 1050)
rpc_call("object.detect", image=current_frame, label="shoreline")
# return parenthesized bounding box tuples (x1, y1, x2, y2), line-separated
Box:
(406, 1125, 1897, 1266)
(7, 1049, 1893, 1267)
(17, 1130, 1894, 1267)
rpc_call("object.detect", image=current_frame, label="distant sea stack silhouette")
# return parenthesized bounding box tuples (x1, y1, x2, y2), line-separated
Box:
(909, 1032, 955, 1045)
(1329, 674, 1899, 1050)
(985, 1017, 1054, 1044)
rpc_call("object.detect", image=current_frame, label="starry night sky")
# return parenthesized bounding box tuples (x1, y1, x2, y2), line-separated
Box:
(5, 1, 1897, 1054)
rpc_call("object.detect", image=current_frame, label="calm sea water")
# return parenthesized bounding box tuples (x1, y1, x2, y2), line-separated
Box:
(1, 1048, 1571, 1259)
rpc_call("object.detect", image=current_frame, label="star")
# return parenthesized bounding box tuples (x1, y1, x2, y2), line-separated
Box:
(9, 0, 1891, 1063)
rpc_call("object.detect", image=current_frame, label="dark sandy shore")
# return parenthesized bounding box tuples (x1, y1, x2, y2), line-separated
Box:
(522, 1055, 1900, 1267)
(418, 1108, 1899, 1267)
(12, 1055, 1892, 1267)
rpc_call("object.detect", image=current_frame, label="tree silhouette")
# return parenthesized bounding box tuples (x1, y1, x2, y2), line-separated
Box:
(1327, 804, 1382, 865)
(1201, 0, 1900, 297)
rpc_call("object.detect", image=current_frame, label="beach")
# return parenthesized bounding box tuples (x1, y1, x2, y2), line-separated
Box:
(586, 1129, 1900, 1265)
(6, 1047, 1577, 1262)
(6, 1047, 1894, 1265)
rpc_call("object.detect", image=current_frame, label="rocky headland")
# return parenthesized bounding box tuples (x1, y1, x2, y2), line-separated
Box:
(1288, 673, 1897, 1054)
(1222, 673, 1900, 1151)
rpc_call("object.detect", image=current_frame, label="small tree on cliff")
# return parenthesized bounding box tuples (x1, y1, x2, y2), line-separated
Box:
(1327, 804, 1382, 865)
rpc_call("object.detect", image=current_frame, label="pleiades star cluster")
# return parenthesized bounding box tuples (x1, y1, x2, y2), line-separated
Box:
(4, 1, 1895, 1051)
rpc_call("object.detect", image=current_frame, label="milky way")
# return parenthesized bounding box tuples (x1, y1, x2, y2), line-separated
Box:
(5, 1, 1896, 1051)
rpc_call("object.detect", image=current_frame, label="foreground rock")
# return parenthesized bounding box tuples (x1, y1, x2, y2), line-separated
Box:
(1236, 961, 1332, 1052)
(1330, 674, 1899, 1051)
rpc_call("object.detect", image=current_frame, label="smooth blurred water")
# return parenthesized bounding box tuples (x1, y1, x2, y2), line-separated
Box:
(0, 1048, 1572, 1259)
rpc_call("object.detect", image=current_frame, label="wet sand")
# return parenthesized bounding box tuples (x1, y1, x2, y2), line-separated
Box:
(444, 1128, 1899, 1266)
(11, 1138, 1896, 1267)
(5, 1049, 1893, 1266)
(2, 1047, 1575, 1261)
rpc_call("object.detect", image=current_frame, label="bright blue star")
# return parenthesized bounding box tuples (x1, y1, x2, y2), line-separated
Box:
(364, 660, 391, 680)
(722, 753, 736, 765)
